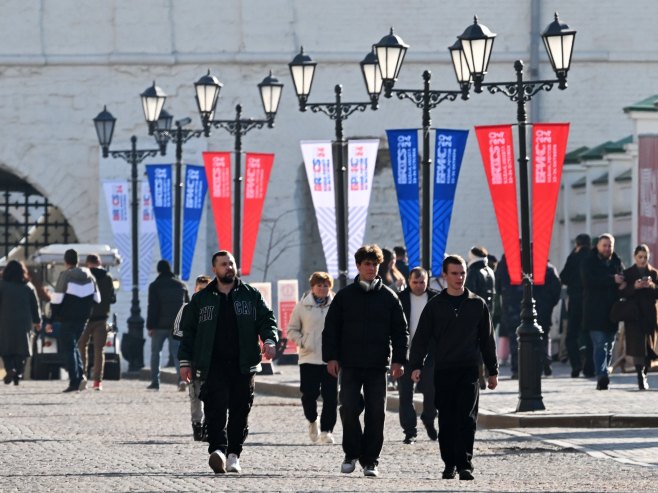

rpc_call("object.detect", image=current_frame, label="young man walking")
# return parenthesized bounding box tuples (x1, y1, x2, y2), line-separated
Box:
(323, 244, 408, 478)
(178, 251, 278, 474)
(410, 255, 498, 481)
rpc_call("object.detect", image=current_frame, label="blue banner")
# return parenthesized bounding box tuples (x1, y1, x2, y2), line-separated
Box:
(432, 129, 468, 272)
(182, 164, 208, 281)
(146, 164, 173, 265)
(386, 129, 420, 269)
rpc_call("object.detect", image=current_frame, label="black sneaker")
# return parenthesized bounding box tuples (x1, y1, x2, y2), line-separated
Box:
(402, 434, 416, 444)
(442, 466, 456, 479)
(596, 374, 610, 390)
(459, 469, 474, 480)
(146, 382, 160, 390)
(62, 386, 79, 393)
(422, 421, 438, 441)
(363, 464, 379, 477)
(192, 422, 204, 441)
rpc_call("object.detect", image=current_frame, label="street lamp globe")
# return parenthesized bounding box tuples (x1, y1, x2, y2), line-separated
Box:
(360, 50, 382, 107)
(458, 16, 496, 92)
(258, 71, 284, 125)
(153, 108, 173, 155)
(374, 28, 409, 96)
(289, 47, 317, 109)
(194, 70, 223, 130)
(140, 81, 167, 134)
(542, 13, 576, 89)
(93, 106, 116, 158)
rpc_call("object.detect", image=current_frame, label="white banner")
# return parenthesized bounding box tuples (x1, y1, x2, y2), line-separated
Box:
(301, 141, 337, 278)
(139, 181, 157, 290)
(103, 181, 131, 292)
(347, 140, 379, 278)
(251, 282, 273, 308)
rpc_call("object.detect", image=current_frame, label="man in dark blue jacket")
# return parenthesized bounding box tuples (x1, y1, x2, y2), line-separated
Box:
(323, 244, 408, 478)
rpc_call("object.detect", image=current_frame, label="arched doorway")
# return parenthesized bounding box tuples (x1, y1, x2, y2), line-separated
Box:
(0, 168, 77, 263)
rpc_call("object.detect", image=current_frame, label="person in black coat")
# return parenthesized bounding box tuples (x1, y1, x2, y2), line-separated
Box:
(495, 254, 523, 378)
(534, 261, 562, 376)
(580, 234, 625, 390)
(560, 233, 593, 378)
(323, 244, 408, 478)
(397, 267, 439, 444)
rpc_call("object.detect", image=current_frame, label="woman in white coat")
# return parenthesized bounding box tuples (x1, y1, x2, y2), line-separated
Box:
(287, 272, 337, 444)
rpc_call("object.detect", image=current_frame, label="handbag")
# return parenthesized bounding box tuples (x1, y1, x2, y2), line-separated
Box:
(609, 298, 638, 323)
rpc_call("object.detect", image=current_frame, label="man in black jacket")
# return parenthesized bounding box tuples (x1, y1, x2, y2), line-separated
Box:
(560, 233, 593, 378)
(78, 254, 116, 391)
(397, 267, 439, 444)
(146, 259, 189, 390)
(323, 244, 408, 478)
(410, 255, 498, 481)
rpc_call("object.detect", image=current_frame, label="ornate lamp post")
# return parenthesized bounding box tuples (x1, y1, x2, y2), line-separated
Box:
(92, 107, 165, 371)
(288, 47, 382, 288)
(374, 28, 470, 273)
(455, 13, 576, 412)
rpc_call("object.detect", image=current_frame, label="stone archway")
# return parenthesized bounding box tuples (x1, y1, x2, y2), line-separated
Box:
(0, 168, 77, 263)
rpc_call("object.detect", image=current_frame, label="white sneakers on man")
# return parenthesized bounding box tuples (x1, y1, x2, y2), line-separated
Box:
(226, 453, 241, 473)
(318, 431, 335, 444)
(308, 420, 320, 442)
(208, 450, 226, 474)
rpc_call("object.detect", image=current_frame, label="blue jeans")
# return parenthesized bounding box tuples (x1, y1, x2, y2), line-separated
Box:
(590, 330, 615, 377)
(150, 329, 180, 385)
(59, 321, 86, 387)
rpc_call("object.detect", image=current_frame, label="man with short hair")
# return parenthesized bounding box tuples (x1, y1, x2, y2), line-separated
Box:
(581, 233, 625, 390)
(146, 259, 189, 390)
(397, 267, 439, 444)
(323, 244, 408, 478)
(78, 254, 116, 391)
(179, 251, 278, 474)
(410, 255, 498, 481)
(48, 249, 100, 393)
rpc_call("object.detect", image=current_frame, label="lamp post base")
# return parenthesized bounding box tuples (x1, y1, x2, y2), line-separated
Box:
(515, 324, 546, 412)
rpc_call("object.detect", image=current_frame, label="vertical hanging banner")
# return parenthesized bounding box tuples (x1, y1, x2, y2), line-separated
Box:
(242, 153, 274, 276)
(386, 129, 420, 269)
(532, 123, 570, 284)
(103, 181, 132, 292)
(347, 140, 379, 278)
(145, 164, 173, 264)
(277, 279, 299, 358)
(638, 136, 658, 257)
(182, 164, 208, 281)
(301, 141, 338, 278)
(432, 129, 469, 272)
(139, 181, 157, 290)
(475, 125, 522, 285)
(202, 152, 232, 251)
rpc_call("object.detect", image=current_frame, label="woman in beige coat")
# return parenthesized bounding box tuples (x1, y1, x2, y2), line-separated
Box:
(287, 272, 336, 444)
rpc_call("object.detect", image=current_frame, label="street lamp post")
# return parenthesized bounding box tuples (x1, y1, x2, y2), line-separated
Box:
(288, 47, 382, 288)
(374, 29, 470, 273)
(93, 107, 165, 371)
(455, 13, 576, 412)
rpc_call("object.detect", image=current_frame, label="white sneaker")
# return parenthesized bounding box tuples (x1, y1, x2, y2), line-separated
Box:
(208, 450, 226, 474)
(319, 431, 335, 444)
(226, 453, 241, 473)
(308, 420, 319, 442)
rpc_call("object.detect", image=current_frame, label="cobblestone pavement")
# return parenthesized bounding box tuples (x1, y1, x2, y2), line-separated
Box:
(1, 379, 657, 492)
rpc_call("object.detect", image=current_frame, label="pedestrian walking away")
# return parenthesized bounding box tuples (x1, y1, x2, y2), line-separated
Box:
(410, 254, 498, 481)
(581, 233, 625, 390)
(323, 244, 409, 478)
(394, 246, 410, 282)
(619, 244, 658, 390)
(286, 271, 337, 445)
(172, 274, 212, 441)
(47, 248, 100, 393)
(0, 260, 41, 386)
(146, 259, 189, 391)
(77, 254, 116, 391)
(397, 266, 439, 444)
(178, 250, 278, 474)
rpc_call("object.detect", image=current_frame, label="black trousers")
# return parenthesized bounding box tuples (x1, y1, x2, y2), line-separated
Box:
(201, 363, 255, 457)
(2, 355, 26, 377)
(397, 368, 438, 437)
(435, 366, 479, 472)
(339, 367, 387, 467)
(299, 363, 338, 432)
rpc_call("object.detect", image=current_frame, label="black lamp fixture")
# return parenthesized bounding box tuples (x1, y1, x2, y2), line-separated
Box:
(93, 106, 116, 158)
(288, 47, 317, 110)
(456, 16, 496, 92)
(140, 81, 167, 134)
(374, 28, 409, 98)
(541, 13, 576, 89)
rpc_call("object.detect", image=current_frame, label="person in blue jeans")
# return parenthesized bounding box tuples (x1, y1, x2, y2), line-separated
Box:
(146, 260, 189, 390)
(580, 234, 625, 390)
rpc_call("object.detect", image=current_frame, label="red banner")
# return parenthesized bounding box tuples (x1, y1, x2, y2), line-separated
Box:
(475, 125, 522, 285)
(638, 136, 658, 257)
(203, 152, 232, 252)
(242, 153, 274, 276)
(532, 123, 570, 284)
